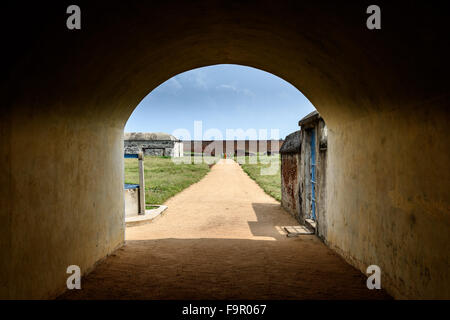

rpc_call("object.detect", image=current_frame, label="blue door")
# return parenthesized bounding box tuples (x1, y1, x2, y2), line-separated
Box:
(310, 130, 316, 220)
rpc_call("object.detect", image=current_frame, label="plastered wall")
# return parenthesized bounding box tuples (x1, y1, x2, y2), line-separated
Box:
(325, 100, 450, 299)
(0, 110, 125, 299)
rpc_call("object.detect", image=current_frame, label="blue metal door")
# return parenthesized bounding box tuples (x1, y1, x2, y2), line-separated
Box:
(310, 130, 316, 220)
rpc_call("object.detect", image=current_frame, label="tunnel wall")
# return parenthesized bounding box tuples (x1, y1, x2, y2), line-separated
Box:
(326, 98, 450, 299)
(2, 1, 449, 299)
(1, 109, 125, 299)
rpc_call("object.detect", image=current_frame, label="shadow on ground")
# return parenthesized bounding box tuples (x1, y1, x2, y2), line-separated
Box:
(58, 238, 391, 300)
(248, 203, 294, 239)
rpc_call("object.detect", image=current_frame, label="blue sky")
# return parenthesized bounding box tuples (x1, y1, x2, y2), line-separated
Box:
(125, 64, 316, 140)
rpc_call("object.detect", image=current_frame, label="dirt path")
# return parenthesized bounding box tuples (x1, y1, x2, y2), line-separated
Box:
(60, 159, 390, 299)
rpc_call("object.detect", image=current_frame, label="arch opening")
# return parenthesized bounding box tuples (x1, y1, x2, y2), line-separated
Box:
(122, 64, 318, 227)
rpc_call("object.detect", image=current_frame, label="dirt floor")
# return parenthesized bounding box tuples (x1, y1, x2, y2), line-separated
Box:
(59, 159, 390, 299)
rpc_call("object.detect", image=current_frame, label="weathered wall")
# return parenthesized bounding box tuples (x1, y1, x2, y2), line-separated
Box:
(316, 120, 328, 240)
(280, 131, 301, 219)
(326, 100, 450, 299)
(2, 1, 449, 299)
(300, 129, 312, 222)
(281, 154, 300, 218)
(0, 110, 125, 299)
(297, 122, 325, 227)
(287, 117, 327, 235)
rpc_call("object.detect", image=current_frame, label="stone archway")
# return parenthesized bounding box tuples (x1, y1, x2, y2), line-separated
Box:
(1, 1, 449, 299)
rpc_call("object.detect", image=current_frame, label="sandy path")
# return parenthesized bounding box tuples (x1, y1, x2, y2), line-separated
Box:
(60, 159, 390, 299)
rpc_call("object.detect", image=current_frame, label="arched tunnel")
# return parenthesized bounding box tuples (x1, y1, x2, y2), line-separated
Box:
(1, 1, 449, 299)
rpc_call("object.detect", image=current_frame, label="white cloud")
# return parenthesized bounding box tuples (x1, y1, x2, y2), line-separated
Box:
(182, 69, 208, 89)
(159, 77, 183, 94)
(168, 78, 182, 90)
(216, 84, 255, 97)
(217, 84, 236, 90)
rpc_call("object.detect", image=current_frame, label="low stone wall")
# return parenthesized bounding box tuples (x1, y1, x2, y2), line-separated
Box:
(124, 185, 139, 217)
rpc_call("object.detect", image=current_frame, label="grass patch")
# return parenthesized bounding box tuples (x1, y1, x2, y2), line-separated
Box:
(236, 154, 281, 201)
(124, 156, 211, 205)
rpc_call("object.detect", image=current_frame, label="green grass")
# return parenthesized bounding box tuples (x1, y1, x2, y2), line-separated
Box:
(236, 154, 281, 201)
(124, 156, 211, 205)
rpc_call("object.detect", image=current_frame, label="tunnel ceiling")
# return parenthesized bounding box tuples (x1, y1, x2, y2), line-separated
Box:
(4, 1, 450, 128)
